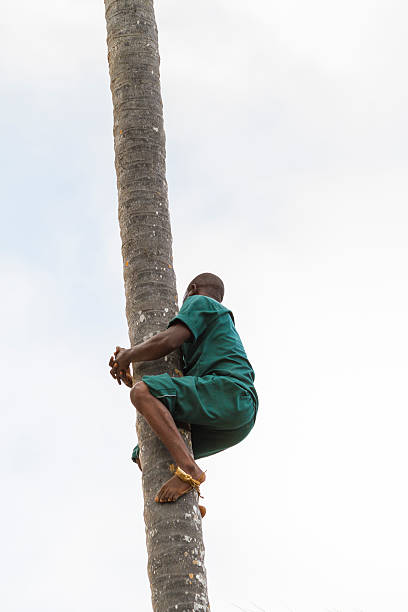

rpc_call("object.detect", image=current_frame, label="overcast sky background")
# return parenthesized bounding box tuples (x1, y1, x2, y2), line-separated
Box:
(2, 1, 408, 611)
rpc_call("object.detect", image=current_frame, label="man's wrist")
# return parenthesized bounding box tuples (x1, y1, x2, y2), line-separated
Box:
(127, 347, 138, 363)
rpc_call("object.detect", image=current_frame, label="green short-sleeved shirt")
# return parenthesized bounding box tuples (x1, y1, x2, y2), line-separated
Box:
(132, 295, 258, 462)
(169, 295, 257, 403)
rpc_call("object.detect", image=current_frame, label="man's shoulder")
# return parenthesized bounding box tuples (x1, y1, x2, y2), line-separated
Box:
(183, 294, 230, 313)
(171, 295, 236, 343)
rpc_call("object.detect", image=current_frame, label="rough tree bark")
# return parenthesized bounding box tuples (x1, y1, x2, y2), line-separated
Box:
(104, 1, 210, 610)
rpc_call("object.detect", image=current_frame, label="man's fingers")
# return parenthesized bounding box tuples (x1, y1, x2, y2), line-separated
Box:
(109, 348, 129, 387)
(124, 374, 133, 388)
(119, 369, 132, 387)
(110, 364, 132, 387)
(110, 365, 120, 379)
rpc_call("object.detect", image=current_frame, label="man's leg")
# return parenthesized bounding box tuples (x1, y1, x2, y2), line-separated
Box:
(130, 381, 205, 503)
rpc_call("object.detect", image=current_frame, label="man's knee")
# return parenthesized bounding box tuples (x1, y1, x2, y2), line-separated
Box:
(130, 381, 151, 409)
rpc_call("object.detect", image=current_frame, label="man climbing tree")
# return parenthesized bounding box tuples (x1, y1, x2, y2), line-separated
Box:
(104, 0, 255, 610)
(109, 273, 258, 515)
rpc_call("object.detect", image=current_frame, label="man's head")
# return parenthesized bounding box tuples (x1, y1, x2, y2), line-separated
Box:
(183, 273, 225, 303)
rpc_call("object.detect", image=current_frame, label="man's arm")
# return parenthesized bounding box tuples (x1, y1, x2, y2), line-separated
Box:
(109, 322, 192, 384)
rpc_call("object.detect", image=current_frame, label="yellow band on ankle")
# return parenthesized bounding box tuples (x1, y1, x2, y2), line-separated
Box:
(174, 467, 202, 495)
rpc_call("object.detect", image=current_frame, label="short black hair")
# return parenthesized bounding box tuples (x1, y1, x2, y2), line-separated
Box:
(189, 273, 225, 302)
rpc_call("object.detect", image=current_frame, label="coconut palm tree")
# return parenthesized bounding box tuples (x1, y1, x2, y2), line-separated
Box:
(104, 1, 209, 610)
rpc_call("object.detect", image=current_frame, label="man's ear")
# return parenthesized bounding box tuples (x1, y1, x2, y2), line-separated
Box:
(189, 283, 198, 295)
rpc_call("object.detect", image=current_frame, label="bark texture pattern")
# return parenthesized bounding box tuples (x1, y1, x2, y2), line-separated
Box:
(104, 1, 209, 610)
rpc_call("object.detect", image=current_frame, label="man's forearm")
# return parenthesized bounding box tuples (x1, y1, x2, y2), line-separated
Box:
(128, 330, 175, 363)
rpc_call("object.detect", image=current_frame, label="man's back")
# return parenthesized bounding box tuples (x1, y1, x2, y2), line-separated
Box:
(169, 295, 257, 403)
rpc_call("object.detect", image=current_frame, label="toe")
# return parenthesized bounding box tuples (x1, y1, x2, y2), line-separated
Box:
(155, 485, 166, 503)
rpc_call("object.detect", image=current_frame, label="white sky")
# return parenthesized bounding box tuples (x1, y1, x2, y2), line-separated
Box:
(2, 1, 408, 611)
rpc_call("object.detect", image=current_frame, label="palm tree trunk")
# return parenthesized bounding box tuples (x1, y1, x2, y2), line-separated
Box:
(104, 1, 210, 610)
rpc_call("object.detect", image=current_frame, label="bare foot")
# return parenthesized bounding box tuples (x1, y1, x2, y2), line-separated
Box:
(155, 468, 206, 503)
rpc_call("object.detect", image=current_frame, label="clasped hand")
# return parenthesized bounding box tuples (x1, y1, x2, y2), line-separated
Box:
(108, 346, 133, 387)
